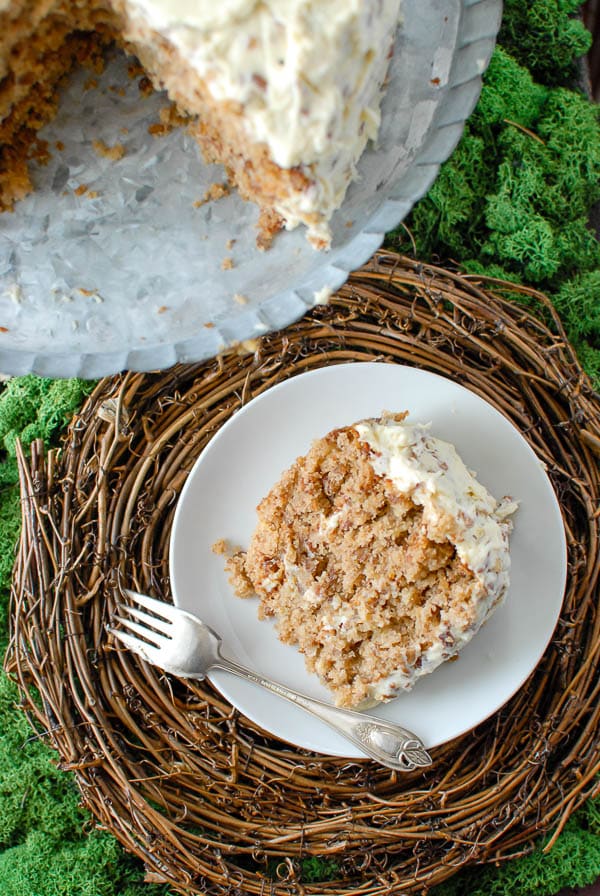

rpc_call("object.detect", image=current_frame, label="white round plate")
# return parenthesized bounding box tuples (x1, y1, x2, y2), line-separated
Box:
(0, 0, 502, 377)
(169, 363, 568, 757)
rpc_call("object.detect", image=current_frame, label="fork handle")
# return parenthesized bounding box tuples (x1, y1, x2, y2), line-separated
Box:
(208, 656, 431, 771)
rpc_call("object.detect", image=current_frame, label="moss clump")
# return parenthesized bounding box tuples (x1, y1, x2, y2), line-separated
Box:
(499, 0, 592, 86)
(300, 857, 341, 883)
(0, 675, 84, 850)
(0, 375, 95, 457)
(481, 88, 600, 283)
(553, 269, 600, 342)
(392, 46, 600, 387)
(0, 827, 173, 896)
(0, 672, 177, 896)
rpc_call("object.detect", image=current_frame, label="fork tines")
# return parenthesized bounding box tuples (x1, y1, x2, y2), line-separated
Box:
(108, 589, 175, 658)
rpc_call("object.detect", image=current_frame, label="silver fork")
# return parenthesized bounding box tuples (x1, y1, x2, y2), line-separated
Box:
(107, 589, 432, 772)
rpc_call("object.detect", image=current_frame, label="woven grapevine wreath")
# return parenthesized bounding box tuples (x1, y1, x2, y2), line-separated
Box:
(7, 252, 600, 895)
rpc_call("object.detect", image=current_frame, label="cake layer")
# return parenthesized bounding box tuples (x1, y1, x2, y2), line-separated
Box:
(224, 415, 516, 708)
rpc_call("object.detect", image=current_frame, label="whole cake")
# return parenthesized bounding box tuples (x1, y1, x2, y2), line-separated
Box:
(0, 0, 402, 248)
(221, 413, 517, 708)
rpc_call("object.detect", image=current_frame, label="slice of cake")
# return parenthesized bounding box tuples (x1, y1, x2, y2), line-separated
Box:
(0, 0, 402, 248)
(221, 413, 517, 708)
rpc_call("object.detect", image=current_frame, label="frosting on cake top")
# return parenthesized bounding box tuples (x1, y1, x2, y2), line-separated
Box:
(122, 0, 403, 244)
(355, 417, 517, 591)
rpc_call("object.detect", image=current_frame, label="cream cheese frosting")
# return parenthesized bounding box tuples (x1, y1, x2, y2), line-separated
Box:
(354, 416, 517, 703)
(120, 0, 403, 246)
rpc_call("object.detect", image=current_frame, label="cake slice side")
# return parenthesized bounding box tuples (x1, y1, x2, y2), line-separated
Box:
(223, 415, 516, 708)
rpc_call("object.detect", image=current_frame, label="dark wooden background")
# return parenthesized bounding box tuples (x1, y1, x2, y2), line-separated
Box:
(584, 0, 600, 98)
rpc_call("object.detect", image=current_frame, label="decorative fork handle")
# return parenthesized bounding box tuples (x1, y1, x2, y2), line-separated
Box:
(208, 655, 431, 771)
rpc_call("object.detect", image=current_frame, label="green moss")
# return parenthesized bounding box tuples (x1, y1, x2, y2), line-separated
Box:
(0, 676, 83, 849)
(480, 88, 600, 283)
(392, 46, 600, 387)
(472, 46, 548, 129)
(407, 132, 491, 260)
(554, 269, 600, 340)
(300, 857, 341, 883)
(0, 675, 175, 896)
(0, 476, 19, 652)
(498, 0, 592, 86)
(0, 827, 174, 896)
(0, 376, 95, 457)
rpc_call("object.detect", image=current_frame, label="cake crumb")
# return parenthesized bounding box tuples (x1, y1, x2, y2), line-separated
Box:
(214, 542, 255, 596)
(159, 103, 190, 129)
(194, 182, 231, 208)
(74, 186, 98, 199)
(78, 287, 103, 302)
(221, 256, 234, 271)
(147, 103, 188, 137)
(0, 326, 9, 333)
(84, 77, 98, 91)
(55, 141, 65, 152)
(226, 238, 236, 250)
(236, 338, 259, 355)
(148, 123, 168, 137)
(157, 305, 168, 314)
(233, 293, 248, 305)
(256, 232, 274, 251)
(92, 139, 126, 162)
(128, 62, 145, 79)
(138, 76, 154, 97)
(204, 322, 215, 329)
(209, 182, 231, 201)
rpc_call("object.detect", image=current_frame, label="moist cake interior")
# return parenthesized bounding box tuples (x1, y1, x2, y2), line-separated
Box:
(225, 424, 483, 709)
